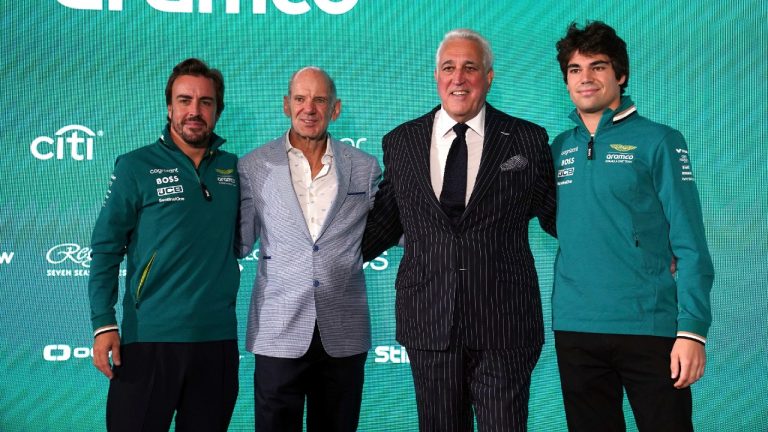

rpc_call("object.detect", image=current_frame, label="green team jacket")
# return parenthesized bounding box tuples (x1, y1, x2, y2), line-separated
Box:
(550, 96, 714, 338)
(88, 126, 240, 343)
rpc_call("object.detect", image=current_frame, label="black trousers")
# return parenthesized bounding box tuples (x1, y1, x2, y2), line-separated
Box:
(106, 340, 239, 432)
(555, 331, 693, 432)
(253, 325, 367, 432)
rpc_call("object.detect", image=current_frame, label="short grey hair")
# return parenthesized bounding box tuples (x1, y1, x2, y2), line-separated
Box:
(435, 29, 494, 73)
(287, 66, 337, 104)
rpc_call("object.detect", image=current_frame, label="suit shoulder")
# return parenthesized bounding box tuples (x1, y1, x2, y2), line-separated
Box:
(486, 104, 541, 129)
(499, 113, 546, 135)
(515, 117, 547, 135)
(336, 139, 377, 162)
(239, 138, 281, 165)
(386, 108, 437, 135)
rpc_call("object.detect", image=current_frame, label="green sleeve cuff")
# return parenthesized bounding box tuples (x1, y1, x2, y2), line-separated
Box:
(678, 318, 710, 338)
(91, 314, 117, 332)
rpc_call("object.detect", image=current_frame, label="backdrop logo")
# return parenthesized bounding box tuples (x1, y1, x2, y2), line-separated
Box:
(363, 250, 389, 271)
(57, 0, 359, 14)
(46, 243, 92, 277)
(0, 251, 14, 265)
(31, 124, 101, 161)
(340, 137, 368, 149)
(240, 249, 389, 271)
(43, 344, 93, 362)
(374, 345, 410, 364)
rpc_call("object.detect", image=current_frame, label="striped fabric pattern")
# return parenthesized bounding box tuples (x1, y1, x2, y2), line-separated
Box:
(362, 104, 556, 430)
(363, 104, 557, 351)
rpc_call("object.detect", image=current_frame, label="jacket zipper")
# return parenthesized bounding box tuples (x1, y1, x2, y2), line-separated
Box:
(197, 149, 214, 201)
(135, 251, 157, 308)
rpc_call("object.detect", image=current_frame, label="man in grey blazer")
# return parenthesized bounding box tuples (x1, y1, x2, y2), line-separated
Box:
(363, 29, 556, 431)
(237, 66, 381, 432)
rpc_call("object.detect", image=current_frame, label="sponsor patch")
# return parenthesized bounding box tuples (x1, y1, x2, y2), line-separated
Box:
(216, 167, 237, 186)
(609, 144, 637, 152)
(605, 153, 634, 164)
(157, 183, 186, 202)
(676, 149, 695, 181)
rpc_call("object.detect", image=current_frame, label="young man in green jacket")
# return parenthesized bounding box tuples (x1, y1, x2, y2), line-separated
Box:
(88, 58, 240, 431)
(551, 22, 714, 431)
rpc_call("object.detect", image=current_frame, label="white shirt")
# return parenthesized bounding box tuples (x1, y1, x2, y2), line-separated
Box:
(285, 133, 337, 241)
(430, 105, 485, 204)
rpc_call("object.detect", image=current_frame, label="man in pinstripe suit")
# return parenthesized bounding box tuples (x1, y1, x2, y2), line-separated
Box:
(237, 67, 381, 432)
(363, 29, 557, 431)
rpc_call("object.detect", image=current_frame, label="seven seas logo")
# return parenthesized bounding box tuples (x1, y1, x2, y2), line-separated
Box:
(46, 243, 93, 277)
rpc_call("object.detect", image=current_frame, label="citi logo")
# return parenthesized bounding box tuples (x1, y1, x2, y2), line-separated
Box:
(0, 252, 14, 265)
(31, 125, 101, 161)
(57, 0, 358, 15)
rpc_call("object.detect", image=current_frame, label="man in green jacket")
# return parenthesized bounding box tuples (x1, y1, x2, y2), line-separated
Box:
(88, 58, 240, 431)
(551, 22, 714, 431)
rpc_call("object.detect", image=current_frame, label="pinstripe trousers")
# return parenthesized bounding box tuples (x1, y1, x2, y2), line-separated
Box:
(407, 297, 542, 432)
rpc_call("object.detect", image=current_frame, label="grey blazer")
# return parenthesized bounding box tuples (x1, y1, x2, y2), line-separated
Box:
(237, 135, 381, 358)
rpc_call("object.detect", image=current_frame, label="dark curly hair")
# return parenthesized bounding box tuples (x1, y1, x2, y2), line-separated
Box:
(556, 21, 629, 94)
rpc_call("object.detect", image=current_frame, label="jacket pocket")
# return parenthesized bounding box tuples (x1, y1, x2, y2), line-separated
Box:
(135, 251, 157, 307)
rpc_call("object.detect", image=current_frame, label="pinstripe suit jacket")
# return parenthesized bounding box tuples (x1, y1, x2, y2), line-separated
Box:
(238, 135, 381, 358)
(363, 104, 556, 351)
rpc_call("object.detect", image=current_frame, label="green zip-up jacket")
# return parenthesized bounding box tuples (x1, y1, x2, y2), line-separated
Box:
(550, 96, 714, 338)
(88, 126, 240, 344)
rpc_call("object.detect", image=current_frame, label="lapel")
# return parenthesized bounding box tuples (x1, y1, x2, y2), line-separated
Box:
(270, 136, 314, 243)
(407, 106, 446, 219)
(462, 104, 515, 221)
(315, 137, 351, 242)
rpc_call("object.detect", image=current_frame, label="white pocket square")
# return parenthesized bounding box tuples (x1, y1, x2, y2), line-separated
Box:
(500, 155, 528, 171)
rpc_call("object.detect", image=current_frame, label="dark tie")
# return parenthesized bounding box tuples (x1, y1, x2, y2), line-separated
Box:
(440, 122, 469, 224)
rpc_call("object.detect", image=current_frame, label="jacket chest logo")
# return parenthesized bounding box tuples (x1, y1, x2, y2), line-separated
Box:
(605, 143, 636, 164)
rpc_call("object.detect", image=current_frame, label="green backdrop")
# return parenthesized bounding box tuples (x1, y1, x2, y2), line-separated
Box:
(2, 1, 766, 430)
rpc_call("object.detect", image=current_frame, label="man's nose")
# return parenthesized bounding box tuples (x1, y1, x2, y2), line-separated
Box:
(453, 69, 465, 84)
(188, 100, 202, 115)
(303, 100, 317, 112)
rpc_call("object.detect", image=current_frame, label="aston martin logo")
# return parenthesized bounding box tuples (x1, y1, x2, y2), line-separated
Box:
(610, 144, 637, 152)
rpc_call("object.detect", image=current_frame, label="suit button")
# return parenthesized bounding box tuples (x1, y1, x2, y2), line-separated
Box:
(313, 245, 319, 252)
(313, 280, 320, 287)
